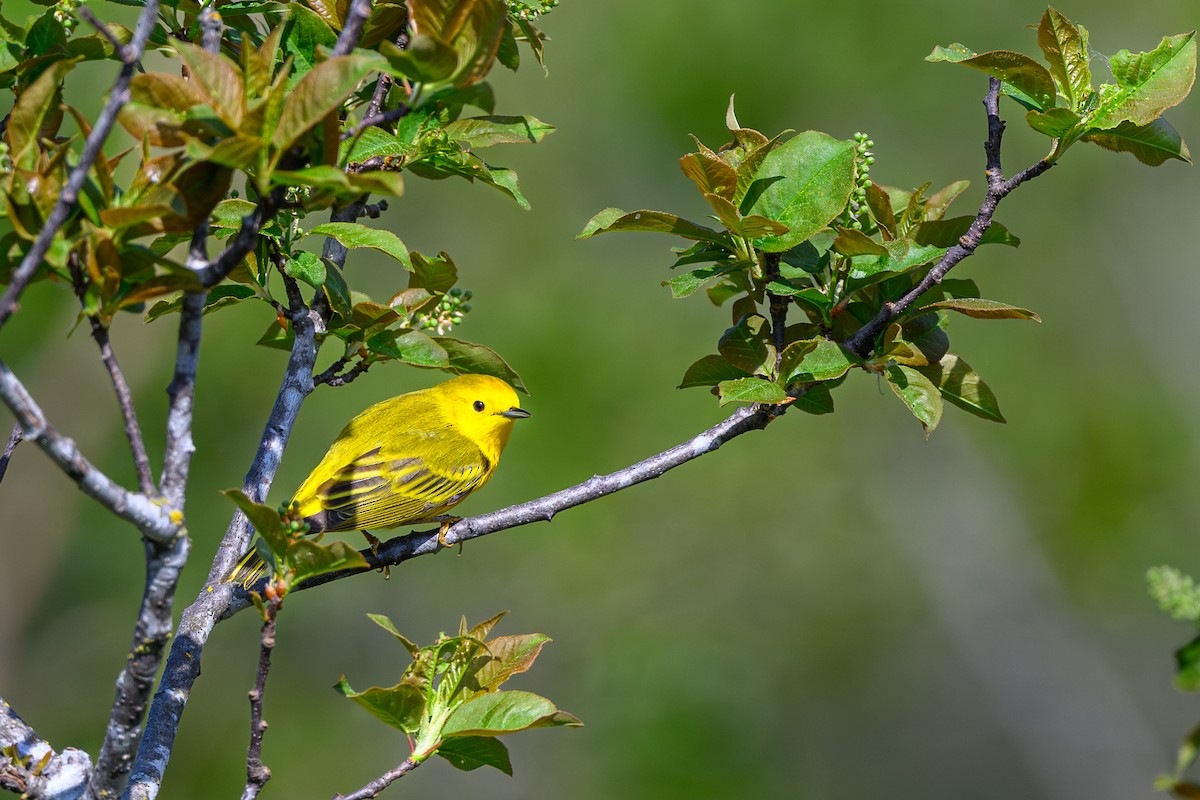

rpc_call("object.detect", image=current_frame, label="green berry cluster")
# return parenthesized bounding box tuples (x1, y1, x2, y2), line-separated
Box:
(843, 132, 875, 230)
(54, 0, 81, 33)
(413, 288, 472, 335)
(507, 0, 559, 20)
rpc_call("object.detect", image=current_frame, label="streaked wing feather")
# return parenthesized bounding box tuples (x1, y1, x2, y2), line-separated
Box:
(301, 431, 492, 532)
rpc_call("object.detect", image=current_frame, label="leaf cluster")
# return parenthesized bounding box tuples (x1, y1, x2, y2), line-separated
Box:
(336, 612, 581, 775)
(580, 101, 1036, 433)
(0, 0, 552, 386)
(929, 7, 1194, 165)
(223, 489, 369, 593)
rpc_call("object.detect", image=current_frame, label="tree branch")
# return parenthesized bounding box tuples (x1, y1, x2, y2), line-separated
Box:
(0, 0, 160, 332)
(0, 422, 22, 486)
(159, 292, 205, 507)
(277, 403, 779, 593)
(127, 307, 320, 800)
(333, 0, 375, 56)
(1, 697, 93, 800)
(332, 758, 420, 800)
(87, 535, 190, 800)
(0, 359, 179, 543)
(842, 78, 1052, 358)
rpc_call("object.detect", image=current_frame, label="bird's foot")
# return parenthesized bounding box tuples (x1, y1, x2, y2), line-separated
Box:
(361, 530, 389, 579)
(433, 515, 463, 549)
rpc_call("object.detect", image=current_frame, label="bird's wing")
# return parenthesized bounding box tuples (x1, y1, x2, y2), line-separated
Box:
(298, 430, 492, 532)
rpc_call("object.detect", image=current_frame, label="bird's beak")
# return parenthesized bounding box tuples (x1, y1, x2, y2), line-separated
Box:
(500, 406, 532, 419)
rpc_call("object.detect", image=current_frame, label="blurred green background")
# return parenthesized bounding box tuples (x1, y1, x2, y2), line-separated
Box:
(2, 1, 1199, 798)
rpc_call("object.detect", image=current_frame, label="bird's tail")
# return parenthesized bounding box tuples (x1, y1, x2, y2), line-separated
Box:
(223, 544, 272, 589)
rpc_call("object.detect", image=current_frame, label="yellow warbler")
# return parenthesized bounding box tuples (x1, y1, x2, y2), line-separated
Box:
(227, 373, 530, 586)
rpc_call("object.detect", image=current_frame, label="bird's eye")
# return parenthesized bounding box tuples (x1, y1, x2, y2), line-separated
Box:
(473, 400, 485, 412)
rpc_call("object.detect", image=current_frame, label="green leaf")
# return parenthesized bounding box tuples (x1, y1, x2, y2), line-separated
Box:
(380, 34, 458, 83)
(914, 217, 1020, 248)
(310, 222, 412, 270)
(366, 613, 420, 656)
(442, 115, 555, 148)
(663, 262, 744, 299)
(784, 338, 859, 383)
(742, 131, 856, 252)
(1083, 117, 1192, 165)
(8, 58, 74, 170)
(718, 314, 772, 375)
(335, 676, 427, 735)
(145, 285, 258, 322)
(287, 539, 370, 581)
(210, 198, 259, 229)
(257, 320, 295, 351)
(1038, 8, 1092, 109)
(433, 337, 527, 393)
(1090, 32, 1196, 130)
(221, 489, 288, 556)
(846, 239, 947, 282)
(915, 353, 1005, 423)
(578, 208, 728, 245)
(281, 2, 339, 83)
(680, 147, 738, 201)
(409, 251, 459, 294)
(926, 44, 1056, 110)
(777, 339, 819, 382)
(921, 298, 1040, 321)
(885, 364, 943, 434)
(717, 377, 788, 406)
(272, 53, 383, 156)
(324, 262, 352, 317)
(792, 383, 834, 415)
(173, 41, 244, 129)
(1026, 107, 1083, 138)
(442, 690, 581, 737)
(367, 329, 450, 368)
(470, 633, 550, 691)
(923, 180, 971, 221)
(832, 227, 888, 256)
(437, 736, 513, 774)
(678, 354, 752, 388)
(285, 251, 327, 288)
(1176, 633, 1200, 692)
(119, 72, 206, 148)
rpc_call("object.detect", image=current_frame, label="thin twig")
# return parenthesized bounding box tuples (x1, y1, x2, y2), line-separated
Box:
(842, 79, 1052, 358)
(68, 255, 156, 496)
(341, 105, 410, 141)
(0, 358, 179, 543)
(762, 251, 788, 373)
(196, 188, 285, 287)
(78, 6, 132, 61)
(241, 592, 281, 800)
(314, 357, 371, 388)
(333, 758, 420, 800)
(0, 0, 160, 332)
(0, 423, 22, 485)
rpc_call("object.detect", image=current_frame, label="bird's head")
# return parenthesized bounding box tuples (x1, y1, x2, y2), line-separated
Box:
(435, 374, 530, 459)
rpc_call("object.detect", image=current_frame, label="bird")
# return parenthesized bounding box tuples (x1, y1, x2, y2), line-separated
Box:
(226, 373, 530, 587)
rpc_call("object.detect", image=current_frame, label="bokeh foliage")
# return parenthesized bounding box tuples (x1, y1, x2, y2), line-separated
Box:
(0, 1, 1198, 799)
